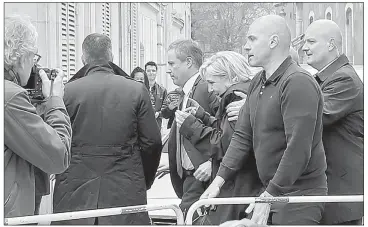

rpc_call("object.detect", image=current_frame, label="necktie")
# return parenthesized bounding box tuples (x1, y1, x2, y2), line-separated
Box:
(176, 89, 185, 178)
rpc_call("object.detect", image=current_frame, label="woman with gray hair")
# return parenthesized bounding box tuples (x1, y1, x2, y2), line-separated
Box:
(4, 15, 71, 218)
(179, 51, 263, 224)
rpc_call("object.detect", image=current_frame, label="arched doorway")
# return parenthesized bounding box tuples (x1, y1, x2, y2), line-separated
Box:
(346, 7, 353, 63)
(325, 6, 332, 20)
(308, 11, 315, 25)
(326, 12, 331, 20)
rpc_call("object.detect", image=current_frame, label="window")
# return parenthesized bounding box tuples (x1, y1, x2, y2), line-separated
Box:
(61, 3, 76, 79)
(325, 7, 332, 20)
(308, 11, 315, 25)
(102, 3, 110, 37)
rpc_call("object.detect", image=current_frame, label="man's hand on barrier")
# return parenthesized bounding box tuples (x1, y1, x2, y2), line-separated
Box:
(200, 176, 224, 200)
(194, 160, 211, 182)
(246, 191, 272, 225)
(226, 91, 247, 122)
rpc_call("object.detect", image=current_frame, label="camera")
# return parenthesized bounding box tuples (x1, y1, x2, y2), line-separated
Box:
(24, 65, 57, 100)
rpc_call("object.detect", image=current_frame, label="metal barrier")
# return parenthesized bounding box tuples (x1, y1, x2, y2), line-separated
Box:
(185, 195, 364, 225)
(5, 203, 184, 225)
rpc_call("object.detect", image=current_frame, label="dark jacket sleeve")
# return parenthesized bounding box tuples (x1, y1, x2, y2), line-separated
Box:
(136, 85, 163, 190)
(179, 108, 218, 154)
(216, 98, 253, 181)
(266, 73, 322, 196)
(4, 93, 72, 174)
(322, 71, 362, 126)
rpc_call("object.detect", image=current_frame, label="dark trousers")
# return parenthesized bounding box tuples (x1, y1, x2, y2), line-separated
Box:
(179, 174, 208, 220)
(269, 187, 327, 225)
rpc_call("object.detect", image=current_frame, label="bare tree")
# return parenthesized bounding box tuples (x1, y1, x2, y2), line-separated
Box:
(191, 3, 275, 53)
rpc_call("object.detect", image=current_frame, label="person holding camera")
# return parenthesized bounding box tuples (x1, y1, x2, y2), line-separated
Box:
(4, 15, 72, 218)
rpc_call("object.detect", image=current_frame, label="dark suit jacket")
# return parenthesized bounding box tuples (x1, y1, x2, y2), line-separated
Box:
(168, 76, 219, 198)
(316, 54, 363, 224)
(151, 83, 167, 129)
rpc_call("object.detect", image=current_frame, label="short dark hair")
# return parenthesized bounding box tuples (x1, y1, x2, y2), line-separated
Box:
(82, 33, 112, 64)
(130, 66, 149, 89)
(168, 39, 203, 67)
(145, 61, 157, 71)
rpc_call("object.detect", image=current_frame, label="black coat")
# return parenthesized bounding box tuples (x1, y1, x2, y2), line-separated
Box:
(316, 55, 364, 224)
(168, 76, 219, 198)
(180, 82, 263, 224)
(52, 63, 162, 225)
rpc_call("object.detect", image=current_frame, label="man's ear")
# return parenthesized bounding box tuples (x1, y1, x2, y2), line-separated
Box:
(328, 38, 336, 52)
(269, 35, 279, 49)
(81, 55, 86, 65)
(186, 56, 194, 68)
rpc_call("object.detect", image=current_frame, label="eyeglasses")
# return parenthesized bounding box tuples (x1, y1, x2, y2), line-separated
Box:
(33, 54, 41, 65)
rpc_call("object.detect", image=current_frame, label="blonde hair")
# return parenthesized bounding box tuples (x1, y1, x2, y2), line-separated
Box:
(4, 14, 38, 67)
(199, 51, 258, 85)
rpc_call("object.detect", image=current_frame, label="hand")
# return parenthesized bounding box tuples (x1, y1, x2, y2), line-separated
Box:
(193, 160, 212, 182)
(155, 112, 160, 118)
(200, 176, 224, 200)
(40, 68, 65, 99)
(184, 106, 197, 116)
(175, 110, 190, 130)
(226, 91, 247, 122)
(187, 97, 200, 109)
(246, 191, 272, 225)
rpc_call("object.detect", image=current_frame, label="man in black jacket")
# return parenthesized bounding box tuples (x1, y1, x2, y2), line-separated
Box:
(52, 33, 162, 225)
(303, 19, 363, 225)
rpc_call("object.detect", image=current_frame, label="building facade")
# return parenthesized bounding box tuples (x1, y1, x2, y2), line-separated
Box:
(274, 2, 363, 65)
(5, 2, 191, 91)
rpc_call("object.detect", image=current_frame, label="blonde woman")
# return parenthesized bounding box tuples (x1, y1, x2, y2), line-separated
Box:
(179, 51, 263, 224)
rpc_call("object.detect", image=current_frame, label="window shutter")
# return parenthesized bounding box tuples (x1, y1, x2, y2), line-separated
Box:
(60, 3, 76, 79)
(131, 3, 138, 68)
(102, 3, 110, 36)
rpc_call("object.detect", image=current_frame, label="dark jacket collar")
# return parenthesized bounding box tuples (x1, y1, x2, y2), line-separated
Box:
(261, 56, 293, 86)
(316, 54, 350, 82)
(68, 61, 130, 83)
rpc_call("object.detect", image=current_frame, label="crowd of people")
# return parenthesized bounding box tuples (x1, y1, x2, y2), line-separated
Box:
(4, 13, 363, 226)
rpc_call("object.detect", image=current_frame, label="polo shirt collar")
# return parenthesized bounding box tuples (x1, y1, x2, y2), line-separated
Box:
(316, 54, 350, 82)
(261, 56, 293, 85)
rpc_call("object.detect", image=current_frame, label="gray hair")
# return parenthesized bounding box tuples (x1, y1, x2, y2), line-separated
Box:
(82, 33, 112, 64)
(200, 51, 259, 85)
(4, 14, 38, 67)
(168, 39, 203, 67)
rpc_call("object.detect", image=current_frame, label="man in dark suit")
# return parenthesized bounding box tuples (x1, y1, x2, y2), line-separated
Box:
(303, 19, 363, 225)
(162, 39, 219, 218)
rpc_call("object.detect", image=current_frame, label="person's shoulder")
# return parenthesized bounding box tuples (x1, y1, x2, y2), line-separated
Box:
(332, 64, 362, 84)
(5, 80, 28, 105)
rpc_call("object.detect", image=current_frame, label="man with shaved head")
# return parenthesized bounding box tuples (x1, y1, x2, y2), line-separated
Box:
(201, 15, 328, 225)
(303, 20, 363, 225)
